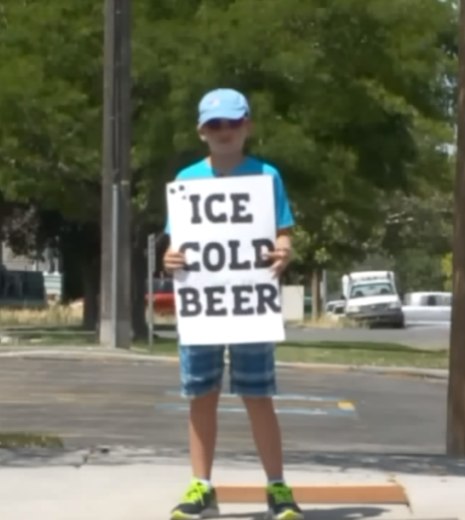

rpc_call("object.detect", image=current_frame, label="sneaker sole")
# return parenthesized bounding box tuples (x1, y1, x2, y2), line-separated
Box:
(266, 510, 304, 520)
(170, 507, 220, 520)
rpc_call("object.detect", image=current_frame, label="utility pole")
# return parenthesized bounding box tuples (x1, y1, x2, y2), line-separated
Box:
(447, 0, 465, 456)
(147, 234, 156, 348)
(100, 0, 132, 348)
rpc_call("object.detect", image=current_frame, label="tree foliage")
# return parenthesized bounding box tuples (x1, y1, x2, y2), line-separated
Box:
(0, 0, 102, 220)
(0, 0, 458, 323)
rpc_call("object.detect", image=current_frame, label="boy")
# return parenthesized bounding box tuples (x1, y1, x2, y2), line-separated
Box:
(164, 88, 303, 520)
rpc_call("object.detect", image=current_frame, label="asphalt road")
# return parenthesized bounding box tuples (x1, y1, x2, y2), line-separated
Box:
(285, 324, 450, 350)
(0, 356, 447, 460)
(157, 323, 450, 349)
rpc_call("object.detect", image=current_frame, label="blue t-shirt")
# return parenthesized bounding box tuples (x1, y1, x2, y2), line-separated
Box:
(164, 156, 294, 234)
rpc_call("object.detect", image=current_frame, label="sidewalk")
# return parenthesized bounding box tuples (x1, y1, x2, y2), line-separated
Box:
(0, 456, 462, 520)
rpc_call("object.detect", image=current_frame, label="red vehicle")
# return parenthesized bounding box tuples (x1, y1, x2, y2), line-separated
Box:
(146, 278, 175, 316)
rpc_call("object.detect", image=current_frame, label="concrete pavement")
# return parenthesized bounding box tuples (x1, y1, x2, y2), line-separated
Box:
(0, 457, 463, 519)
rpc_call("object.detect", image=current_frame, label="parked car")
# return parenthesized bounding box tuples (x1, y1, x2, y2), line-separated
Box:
(325, 299, 345, 319)
(402, 291, 451, 326)
(145, 278, 175, 315)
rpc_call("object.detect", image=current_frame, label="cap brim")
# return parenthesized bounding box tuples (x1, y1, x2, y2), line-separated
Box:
(198, 108, 248, 126)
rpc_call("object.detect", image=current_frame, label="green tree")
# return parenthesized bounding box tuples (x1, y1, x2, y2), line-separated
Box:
(134, 0, 456, 277)
(0, 1, 102, 216)
(442, 252, 453, 291)
(0, 0, 102, 327)
(0, 0, 457, 328)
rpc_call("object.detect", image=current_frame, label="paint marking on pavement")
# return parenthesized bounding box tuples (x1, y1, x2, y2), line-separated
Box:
(154, 403, 355, 416)
(164, 390, 348, 403)
(156, 390, 357, 417)
(338, 400, 355, 411)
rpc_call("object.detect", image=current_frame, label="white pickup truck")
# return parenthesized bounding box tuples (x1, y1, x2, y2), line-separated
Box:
(342, 270, 405, 328)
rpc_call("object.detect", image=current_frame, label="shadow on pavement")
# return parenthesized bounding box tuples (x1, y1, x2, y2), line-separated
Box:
(215, 450, 465, 477)
(2, 446, 465, 478)
(0, 446, 104, 468)
(219, 507, 389, 519)
(283, 451, 465, 477)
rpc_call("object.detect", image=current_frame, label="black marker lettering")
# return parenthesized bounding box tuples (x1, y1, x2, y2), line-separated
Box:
(252, 239, 274, 268)
(205, 286, 227, 316)
(189, 194, 202, 224)
(228, 240, 251, 270)
(178, 288, 202, 317)
(203, 242, 226, 272)
(179, 242, 200, 272)
(232, 285, 254, 315)
(231, 193, 253, 223)
(256, 283, 281, 314)
(205, 193, 227, 223)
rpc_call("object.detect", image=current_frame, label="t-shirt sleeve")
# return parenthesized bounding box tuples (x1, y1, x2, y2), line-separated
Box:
(273, 170, 295, 230)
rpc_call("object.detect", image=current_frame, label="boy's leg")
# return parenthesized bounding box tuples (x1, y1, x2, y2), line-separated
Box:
(230, 343, 303, 520)
(170, 345, 224, 520)
(229, 343, 283, 478)
(189, 388, 220, 479)
(181, 344, 225, 478)
(243, 395, 283, 479)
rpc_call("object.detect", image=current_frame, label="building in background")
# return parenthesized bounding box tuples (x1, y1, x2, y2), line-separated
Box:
(0, 242, 62, 307)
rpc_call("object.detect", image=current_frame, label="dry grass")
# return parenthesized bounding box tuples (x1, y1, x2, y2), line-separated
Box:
(0, 306, 352, 330)
(0, 301, 83, 327)
(0, 432, 64, 448)
(150, 313, 352, 329)
(299, 314, 357, 329)
(0, 304, 175, 330)
(152, 313, 176, 325)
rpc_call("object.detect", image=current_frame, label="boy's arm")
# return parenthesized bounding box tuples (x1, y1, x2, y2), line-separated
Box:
(276, 228, 292, 251)
(163, 243, 185, 273)
(266, 228, 292, 277)
(267, 169, 295, 276)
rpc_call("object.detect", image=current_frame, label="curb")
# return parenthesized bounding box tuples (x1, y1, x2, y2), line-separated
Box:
(0, 347, 178, 364)
(275, 360, 448, 380)
(216, 482, 409, 505)
(0, 347, 448, 379)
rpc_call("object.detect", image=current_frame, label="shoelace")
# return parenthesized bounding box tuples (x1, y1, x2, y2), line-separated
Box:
(269, 484, 293, 504)
(182, 482, 207, 504)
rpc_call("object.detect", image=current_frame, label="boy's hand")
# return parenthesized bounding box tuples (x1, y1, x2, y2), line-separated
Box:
(263, 231, 292, 277)
(163, 248, 185, 273)
(264, 248, 291, 277)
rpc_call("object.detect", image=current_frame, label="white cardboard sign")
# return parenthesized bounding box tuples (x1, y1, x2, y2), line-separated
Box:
(166, 174, 285, 345)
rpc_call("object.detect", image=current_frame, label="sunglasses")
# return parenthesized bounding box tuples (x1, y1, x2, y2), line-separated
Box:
(203, 118, 246, 131)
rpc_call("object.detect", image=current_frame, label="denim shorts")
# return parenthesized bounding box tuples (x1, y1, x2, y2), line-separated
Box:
(179, 343, 276, 398)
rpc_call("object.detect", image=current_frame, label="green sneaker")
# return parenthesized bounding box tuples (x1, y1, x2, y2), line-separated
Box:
(266, 482, 304, 520)
(170, 479, 220, 520)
